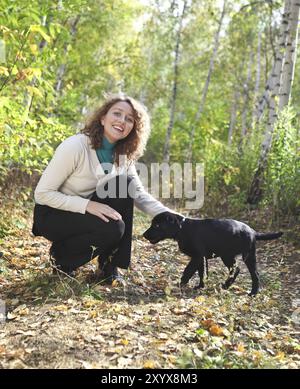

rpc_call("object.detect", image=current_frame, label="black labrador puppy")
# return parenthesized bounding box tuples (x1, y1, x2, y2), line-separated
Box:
(143, 212, 283, 295)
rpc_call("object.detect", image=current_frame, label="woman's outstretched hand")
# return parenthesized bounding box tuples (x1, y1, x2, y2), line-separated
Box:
(86, 201, 122, 223)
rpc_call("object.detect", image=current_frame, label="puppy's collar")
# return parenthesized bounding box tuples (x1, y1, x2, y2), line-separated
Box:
(179, 217, 186, 229)
(173, 217, 186, 241)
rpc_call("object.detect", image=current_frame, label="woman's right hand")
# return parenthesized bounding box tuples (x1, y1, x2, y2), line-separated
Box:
(86, 201, 122, 223)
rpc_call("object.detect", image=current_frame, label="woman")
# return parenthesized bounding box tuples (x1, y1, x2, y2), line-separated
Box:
(32, 93, 170, 284)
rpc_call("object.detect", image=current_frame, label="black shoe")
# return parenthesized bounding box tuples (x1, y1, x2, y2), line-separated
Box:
(52, 265, 76, 278)
(102, 262, 124, 285)
(50, 243, 76, 277)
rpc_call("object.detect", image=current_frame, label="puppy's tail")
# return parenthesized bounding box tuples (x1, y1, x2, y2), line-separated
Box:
(255, 231, 283, 241)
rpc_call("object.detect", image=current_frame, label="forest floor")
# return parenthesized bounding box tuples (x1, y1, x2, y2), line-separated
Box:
(0, 199, 300, 369)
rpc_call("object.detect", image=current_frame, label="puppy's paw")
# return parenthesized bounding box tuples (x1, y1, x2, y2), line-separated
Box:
(194, 282, 204, 290)
(248, 289, 259, 296)
(179, 281, 188, 291)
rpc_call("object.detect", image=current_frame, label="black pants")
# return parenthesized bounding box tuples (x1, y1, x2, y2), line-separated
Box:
(32, 176, 134, 272)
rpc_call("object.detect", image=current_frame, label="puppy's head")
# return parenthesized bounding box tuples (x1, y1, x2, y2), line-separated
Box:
(143, 211, 183, 244)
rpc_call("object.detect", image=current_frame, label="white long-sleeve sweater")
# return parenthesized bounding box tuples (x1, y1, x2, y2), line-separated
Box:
(34, 133, 170, 217)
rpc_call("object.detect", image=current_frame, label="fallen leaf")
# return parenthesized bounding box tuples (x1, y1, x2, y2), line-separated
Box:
(13, 304, 27, 313)
(275, 351, 285, 361)
(53, 305, 69, 312)
(158, 333, 168, 340)
(236, 343, 245, 353)
(15, 330, 36, 336)
(209, 324, 224, 337)
(193, 347, 203, 358)
(88, 310, 98, 319)
(201, 319, 215, 329)
(143, 360, 156, 369)
(7, 312, 17, 320)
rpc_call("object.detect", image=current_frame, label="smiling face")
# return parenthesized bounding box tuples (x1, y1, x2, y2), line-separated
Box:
(100, 101, 135, 143)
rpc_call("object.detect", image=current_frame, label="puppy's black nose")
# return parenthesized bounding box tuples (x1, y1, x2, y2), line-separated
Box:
(143, 229, 150, 239)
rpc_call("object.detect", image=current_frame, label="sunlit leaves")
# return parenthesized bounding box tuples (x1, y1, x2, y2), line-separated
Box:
(29, 25, 51, 43)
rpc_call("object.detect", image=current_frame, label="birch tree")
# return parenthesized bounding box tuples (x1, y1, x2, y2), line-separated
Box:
(55, 15, 80, 98)
(228, 90, 239, 145)
(187, 0, 226, 162)
(251, 29, 262, 126)
(163, 0, 187, 163)
(253, 0, 291, 124)
(279, 0, 300, 109)
(247, 0, 299, 204)
(241, 51, 253, 138)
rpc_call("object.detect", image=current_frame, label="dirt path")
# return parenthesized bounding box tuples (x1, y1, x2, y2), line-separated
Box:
(0, 211, 299, 369)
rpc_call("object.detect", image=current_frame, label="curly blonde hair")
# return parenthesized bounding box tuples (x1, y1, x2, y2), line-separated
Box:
(81, 93, 150, 166)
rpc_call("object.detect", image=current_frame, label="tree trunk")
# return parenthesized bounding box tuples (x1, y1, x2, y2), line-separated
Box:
(251, 29, 261, 126)
(187, 0, 227, 162)
(247, 0, 298, 205)
(22, 15, 48, 125)
(253, 0, 291, 124)
(55, 15, 80, 96)
(241, 51, 253, 138)
(228, 90, 239, 146)
(163, 0, 187, 163)
(279, 0, 300, 109)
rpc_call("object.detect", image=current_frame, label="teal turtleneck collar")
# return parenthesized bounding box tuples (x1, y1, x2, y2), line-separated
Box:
(96, 136, 116, 173)
(101, 136, 115, 151)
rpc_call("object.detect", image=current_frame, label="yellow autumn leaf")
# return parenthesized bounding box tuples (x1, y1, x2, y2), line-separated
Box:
(195, 296, 206, 303)
(30, 44, 38, 55)
(267, 299, 276, 307)
(275, 351, 285, 361)
(241, 304, 250, 312)
(143, 360, 156, 369)
(27, 86, 43, 98)
(83, 300, 96, 308)
(168, 355, 177, 364)
(13, 304, 27, 313)
(236, 343, 245, 353)
(112, 279, 119, 287)
(30, 25, 51, 43)
(0, 66, 9, 76)
(164, 285, 171, 296)
(120, 339, 129, 346)
(88, 310, 98, 319)
(18, 307, 29, 316)
(0, 25, 10, 33)
(53, 305, 68, 311)
(209, 324, 224, 337)
(253, 350, 263, 360)
(265, 332, 274, 340)
(39, 115, 55, 125)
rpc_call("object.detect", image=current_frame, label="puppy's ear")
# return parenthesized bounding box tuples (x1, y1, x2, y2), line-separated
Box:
(166, 213, 179, 224)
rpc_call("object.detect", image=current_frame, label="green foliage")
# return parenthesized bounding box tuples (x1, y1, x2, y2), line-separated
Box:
(265, 107, 300, 218)
(0, 0, 299, 221)
(0, 0, 144, 176)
